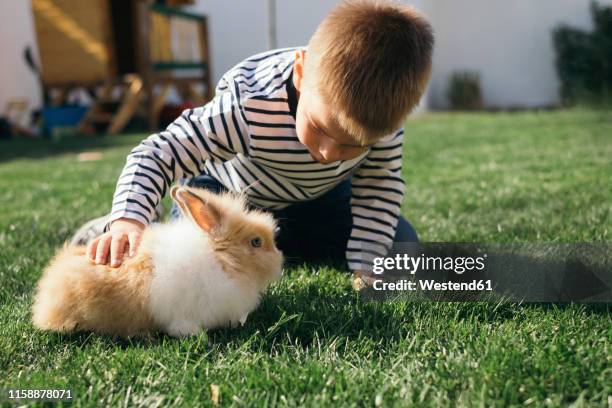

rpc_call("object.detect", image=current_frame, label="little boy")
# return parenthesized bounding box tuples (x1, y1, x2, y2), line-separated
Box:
(82, 0, 434, 276)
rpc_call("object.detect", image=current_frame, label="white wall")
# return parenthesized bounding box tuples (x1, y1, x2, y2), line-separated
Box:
(0, 0, 41, 116)
(275, 1, 341, 48)
(184, 0, 267, 84)
(428, 0, 612, 109)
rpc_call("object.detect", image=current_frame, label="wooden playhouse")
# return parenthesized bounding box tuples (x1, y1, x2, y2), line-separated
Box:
(31, 0, 212, 133)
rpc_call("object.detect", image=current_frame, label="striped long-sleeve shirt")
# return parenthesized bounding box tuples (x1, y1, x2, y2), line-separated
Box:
(110, 47, 406, 271)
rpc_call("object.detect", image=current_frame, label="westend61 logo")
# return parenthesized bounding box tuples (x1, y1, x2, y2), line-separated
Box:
(362, 243, 612, 301)
(372, 253, 487, 275)
(369, 253, 492, 292)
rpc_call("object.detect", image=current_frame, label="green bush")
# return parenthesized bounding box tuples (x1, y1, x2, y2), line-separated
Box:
(446, 71, 483, 110)
(553, 1, 612, 105)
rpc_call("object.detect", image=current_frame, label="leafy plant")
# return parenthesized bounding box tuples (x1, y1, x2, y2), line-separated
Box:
(446, 71, 483, 111)
(552, 1, 612, 105)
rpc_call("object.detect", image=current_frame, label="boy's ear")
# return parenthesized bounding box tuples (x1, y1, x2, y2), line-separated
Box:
(293, 49, 305, 92)
(170, 186, 221, 233)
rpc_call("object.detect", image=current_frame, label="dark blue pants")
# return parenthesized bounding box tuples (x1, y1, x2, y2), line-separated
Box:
(172, 175, 418, 269)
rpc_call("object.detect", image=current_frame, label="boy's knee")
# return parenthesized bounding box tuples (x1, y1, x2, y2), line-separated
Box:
(171, 174, 224, 219)
(394, 216, 419, 243)
(185, 174, 225, 193)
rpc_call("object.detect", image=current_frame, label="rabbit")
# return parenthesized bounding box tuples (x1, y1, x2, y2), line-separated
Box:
(31, 185, 284, 338)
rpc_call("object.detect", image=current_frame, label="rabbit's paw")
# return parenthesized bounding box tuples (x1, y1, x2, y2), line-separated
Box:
(166, 320, 200, 337)
(239, 313, 249, 326)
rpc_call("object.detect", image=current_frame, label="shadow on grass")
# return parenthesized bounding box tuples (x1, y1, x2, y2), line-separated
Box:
(37, 268, 611, 353)
(214, 283, 611, 348)
(0, 134, 144, 164)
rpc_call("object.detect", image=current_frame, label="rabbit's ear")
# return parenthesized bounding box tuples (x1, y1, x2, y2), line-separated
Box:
(171, 186, 221, 233)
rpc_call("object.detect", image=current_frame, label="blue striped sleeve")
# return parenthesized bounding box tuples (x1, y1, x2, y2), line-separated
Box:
(109, 89, 244, 227)
(347, 128, 406, 272)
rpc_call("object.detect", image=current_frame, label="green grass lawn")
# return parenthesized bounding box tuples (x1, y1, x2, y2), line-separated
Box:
(0, 109, 610, 407)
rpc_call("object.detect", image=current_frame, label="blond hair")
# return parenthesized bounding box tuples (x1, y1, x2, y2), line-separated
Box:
(304, 0, 434, 144)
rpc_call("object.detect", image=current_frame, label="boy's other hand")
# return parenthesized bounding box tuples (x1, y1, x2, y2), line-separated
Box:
(86, 218, 145, 268)
(352, 271, 377, 291)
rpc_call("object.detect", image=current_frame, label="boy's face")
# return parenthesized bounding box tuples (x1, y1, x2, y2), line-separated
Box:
(293, 51, 371, 164)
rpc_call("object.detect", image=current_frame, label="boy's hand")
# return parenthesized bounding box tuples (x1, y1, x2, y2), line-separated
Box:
(352, 271, 377, 291)
(86, 218, 145, 267)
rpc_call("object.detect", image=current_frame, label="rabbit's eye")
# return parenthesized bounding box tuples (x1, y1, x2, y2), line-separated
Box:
(251, 237, 262, 248)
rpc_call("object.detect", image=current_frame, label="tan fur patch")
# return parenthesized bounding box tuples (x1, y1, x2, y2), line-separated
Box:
(209, 209, 282, 293)
(32, 245, 156, 338)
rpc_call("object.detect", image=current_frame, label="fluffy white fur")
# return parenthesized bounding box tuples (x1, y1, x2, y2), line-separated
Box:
(143, 219, 261, 336)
